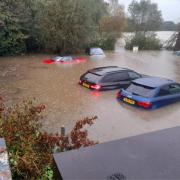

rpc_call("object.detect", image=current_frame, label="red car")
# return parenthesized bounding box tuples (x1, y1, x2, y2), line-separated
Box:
(43, 56, 86, 64)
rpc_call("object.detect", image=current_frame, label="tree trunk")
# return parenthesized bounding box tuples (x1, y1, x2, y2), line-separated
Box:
(174, 32, 180, 51)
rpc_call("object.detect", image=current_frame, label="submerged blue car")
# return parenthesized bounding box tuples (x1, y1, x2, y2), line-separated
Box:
(117, 77, 180, 109)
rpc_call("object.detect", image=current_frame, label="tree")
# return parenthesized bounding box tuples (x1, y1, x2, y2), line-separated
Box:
(0, 0, 38, 56)
(0, 0, 28, 56)
(162, 21, 176, 31)
(128, 0, 163, 33)
(36, 0, 107, 54)
(100, 0, 125, 37)
(0, 0, 119, 55)
(125, 33, 161, 50)
(89, 0, 126, 50)
(176, 22, 180, 31)
(125, 0, 163, 50)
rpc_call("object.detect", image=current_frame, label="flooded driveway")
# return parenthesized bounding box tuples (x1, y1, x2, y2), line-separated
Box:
(0, 50, 180, 143)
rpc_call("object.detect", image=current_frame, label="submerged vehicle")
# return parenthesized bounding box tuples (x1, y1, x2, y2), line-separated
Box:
(86, 47, 105, 56)
(174, 51, 180, 56)
(117, 77, 180, 109)
(79, 66, 144, 90)
(43, 56, 86, 64)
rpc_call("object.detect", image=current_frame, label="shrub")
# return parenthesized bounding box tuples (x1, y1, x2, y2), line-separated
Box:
(0, 13, 27, 56)
(89, 33, 117, 51)
(0, 98, 98, 179)
(125, 33, 162, 50)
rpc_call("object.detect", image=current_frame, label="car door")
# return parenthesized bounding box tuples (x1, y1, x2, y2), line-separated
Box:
(116, 72, 132, 88)
(154, 84, 180, 107)
(101, 72, 131, 90)
(168, 84, 180, 103)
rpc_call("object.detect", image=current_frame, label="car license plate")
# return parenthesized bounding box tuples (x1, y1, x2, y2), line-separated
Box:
(83, 83, 90, 88)
(123, 98, 135, 105)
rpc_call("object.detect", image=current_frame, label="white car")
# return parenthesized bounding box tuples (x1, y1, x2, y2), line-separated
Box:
(51, 56, 74, 62)
(89, 48, 105, 56)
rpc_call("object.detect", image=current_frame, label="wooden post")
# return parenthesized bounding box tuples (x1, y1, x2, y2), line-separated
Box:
(61, 126, 65, 136)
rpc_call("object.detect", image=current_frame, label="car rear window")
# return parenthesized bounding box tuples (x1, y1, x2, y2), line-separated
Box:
(126, 83, 156, 98)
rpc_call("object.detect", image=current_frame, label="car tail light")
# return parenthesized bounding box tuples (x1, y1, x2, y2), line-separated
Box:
(116, 92, 122, 98)
(43, 59, 54, 64)
(79, 80, 82, 84)
(90, 84, 101, 90)
(138, 102, 152, 109)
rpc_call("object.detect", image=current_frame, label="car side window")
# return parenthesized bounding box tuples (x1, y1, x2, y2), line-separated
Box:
(114, 72, 129, 81)
(169, 84, 180, 94)
(128, 72, 141, 79)
(102, 72, 129, 82)
(101, 75, 112, 82)
(158, 86, 170, 96)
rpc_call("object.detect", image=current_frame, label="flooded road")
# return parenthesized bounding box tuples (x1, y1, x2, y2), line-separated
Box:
(0, 50, 180, 143)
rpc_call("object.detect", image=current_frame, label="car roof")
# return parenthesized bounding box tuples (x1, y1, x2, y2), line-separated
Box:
(62, 56, 72, 58)
(90, 47, 103, 50)
(52, 56, 62, 59)
(90, 47, 104, 55)
(133, 77, 174, 88)
(88, 66, 131, 76)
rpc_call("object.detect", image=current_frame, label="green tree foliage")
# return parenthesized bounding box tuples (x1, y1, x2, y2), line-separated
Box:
(125, 33, 162, 50)
(161, 21, 176, 31)
(0, 0, 40, 55)
(0, 1, 28, 56)
(160, 21, 180, 31)
(0, 0, 125, 56)
(125, 0, 162, 50)
(36, 0, 107, 54)
(100, 0, 125, 37)
(128, 0, 163, 33)
(92, 0, 126, 50)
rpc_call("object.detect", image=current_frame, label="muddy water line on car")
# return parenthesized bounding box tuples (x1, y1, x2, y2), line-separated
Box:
(0, 50, 180, 143)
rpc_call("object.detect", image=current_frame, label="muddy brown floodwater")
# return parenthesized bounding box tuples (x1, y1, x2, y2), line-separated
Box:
(0, 49, 180, 143)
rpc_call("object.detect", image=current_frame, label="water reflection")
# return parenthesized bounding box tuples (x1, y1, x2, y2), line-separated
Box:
(90, 91, 101, 99)
(89, 55, 106, 60)
(0, 50, 180, 143)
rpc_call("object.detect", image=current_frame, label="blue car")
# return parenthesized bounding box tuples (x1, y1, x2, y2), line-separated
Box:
(117, 77, 180, 109)
(175, 51, 180, 56)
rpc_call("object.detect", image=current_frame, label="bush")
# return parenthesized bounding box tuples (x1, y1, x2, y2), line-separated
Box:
(0, 13, 28, 56)
(0, 98, 98, 179)
(125, 33, 162, 50)
(90, 34, 116, 50)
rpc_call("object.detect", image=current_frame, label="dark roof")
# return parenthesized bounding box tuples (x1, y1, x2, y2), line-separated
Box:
(133, 77, 174, 88)
(53, 126, 180, 179)
(88, 66, 130, 76)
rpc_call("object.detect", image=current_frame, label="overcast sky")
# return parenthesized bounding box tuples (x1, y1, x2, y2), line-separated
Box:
(118, 0, 180, 23)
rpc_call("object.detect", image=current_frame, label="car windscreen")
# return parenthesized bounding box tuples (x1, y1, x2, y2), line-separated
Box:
(126, 83, 156, 98)
(83, 72, 101, 83)
(90, 48, 104, 55)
